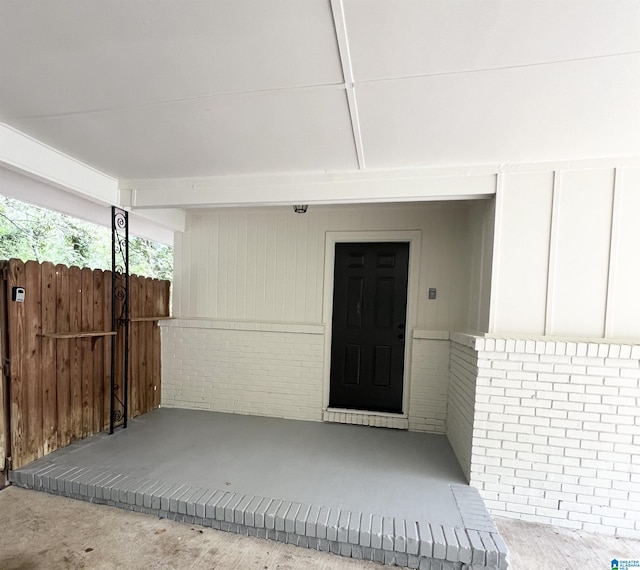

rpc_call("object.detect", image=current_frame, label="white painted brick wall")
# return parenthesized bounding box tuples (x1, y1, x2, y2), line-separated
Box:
(162, 321, 452, 432)
(408, 338, 450, 434)
(161, 320, 325, 422)
(459, 334, 640, 539)
(446, 339, 478, 480)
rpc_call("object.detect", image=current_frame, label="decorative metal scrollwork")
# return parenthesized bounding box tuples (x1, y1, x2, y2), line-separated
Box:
(110, 206, 129, 434)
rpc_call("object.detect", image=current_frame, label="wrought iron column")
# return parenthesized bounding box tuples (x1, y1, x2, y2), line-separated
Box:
(110, 206, 129, 433)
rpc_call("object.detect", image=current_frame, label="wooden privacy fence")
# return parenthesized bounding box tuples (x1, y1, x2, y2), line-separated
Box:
(0, 259, 170, 470)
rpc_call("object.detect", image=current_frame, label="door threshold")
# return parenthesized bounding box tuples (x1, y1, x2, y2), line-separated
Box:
(323, 409, 408, 430)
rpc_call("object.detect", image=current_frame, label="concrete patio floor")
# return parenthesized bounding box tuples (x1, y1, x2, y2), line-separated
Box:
(10, 408, 506, 569)
(2, 486, 639, 570)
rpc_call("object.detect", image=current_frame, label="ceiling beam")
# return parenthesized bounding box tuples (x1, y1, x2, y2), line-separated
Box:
(120, 156, 640, 210)
(0, 124, 185, 235)
(121, 169, 497, 209)
(0, 123, 118, 205)
(331, 0, 366, 170)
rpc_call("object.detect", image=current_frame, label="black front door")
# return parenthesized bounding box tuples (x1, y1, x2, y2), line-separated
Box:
(329, 242, 409, 414)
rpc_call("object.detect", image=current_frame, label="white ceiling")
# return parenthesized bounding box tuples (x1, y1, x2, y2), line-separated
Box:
(0, 0, 639, 182)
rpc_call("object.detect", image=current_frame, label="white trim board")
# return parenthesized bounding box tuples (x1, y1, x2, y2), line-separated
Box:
(321, 230, 422, 418)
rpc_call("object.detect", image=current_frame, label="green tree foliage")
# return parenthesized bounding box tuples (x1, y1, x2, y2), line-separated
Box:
(0, 196, 173, 281)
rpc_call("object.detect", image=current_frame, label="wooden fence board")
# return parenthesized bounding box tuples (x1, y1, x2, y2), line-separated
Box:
(152, 279, 162, 408)
(0, 262, 9, 475)
(102, 270, 112, 430)
(24, 261, 43, 465)
(128, 276, 136, 418)
(93, 270, 105, 434)
(8, 261, 25, 467)
(68, 266, 82, 441)
(4, 260, 169, 468)
(55, 265, 71, 447)
(40, 262, 58, 455)
(80, 267, 94, 439)
(144, 277, 155, 416)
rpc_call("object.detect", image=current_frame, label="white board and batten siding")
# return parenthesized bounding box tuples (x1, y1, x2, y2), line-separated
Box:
(164, 201, 492, 432)
(173, 202, 488, 329)
(458, 165, 640, 539)
(491, 166, 640, 340)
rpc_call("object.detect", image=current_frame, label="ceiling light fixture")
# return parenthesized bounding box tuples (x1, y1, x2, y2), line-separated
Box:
(293, 205, 308, 214)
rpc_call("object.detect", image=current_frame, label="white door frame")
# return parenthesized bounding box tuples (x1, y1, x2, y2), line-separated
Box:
(322, 230, 422, 417)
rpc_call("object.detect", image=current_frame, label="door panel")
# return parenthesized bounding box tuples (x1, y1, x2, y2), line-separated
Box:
(330, 242, 409, 413)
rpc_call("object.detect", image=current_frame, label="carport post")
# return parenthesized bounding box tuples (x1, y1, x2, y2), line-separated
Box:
(110, 206, 129, 434)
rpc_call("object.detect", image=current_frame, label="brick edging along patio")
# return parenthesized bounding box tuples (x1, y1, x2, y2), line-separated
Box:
(10, 462, 508, 569)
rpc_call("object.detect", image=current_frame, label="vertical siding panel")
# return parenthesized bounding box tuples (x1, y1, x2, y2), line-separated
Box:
(181, 219, 193, 317)
(421, 210, 438, 328)
(255, 216, 267, 321)
(316, 213, 326, 322)
(264, 216, 277, 322)
(549, 169, 614, 336)
(294, 215, 307, 321)
(236, 215, 248, 319)
(245, 214, 258, 319)
(172, 232, 183, 317)
(466, 205, 482, 332)
(493, 172, 554, 334)
(209, 215, 219, 318)
(305, 213, 319, 322)
(465, 201, 495, 333)
(418, 209, 437, 327)
(478, 201, 495, 332)
(284, 216, 296, 322)
(606, 167, 640, 338)
(275, 212, 286, 320)
(218, 214, 228, 319)
(173, 203, 501, 330)
(192, 217, 203, 317)
(197, 216, 210, 317)
(189, 217, 197, 317)
(224, 216, 237, 318)
(40, 262, 57, 455)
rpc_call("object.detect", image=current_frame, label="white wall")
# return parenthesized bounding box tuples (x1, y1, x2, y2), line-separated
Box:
(408, 336, 450, 434)
(163, 323, 454, 431)
(173, 202, 482, 330)
(466, 199, 495, 333)
(464, 334, 640, 539)
(491, 166, 640, 339)
(165, 200, 493, 429)
(162, 320, 325, 421)
(447, 335, 479, 480)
